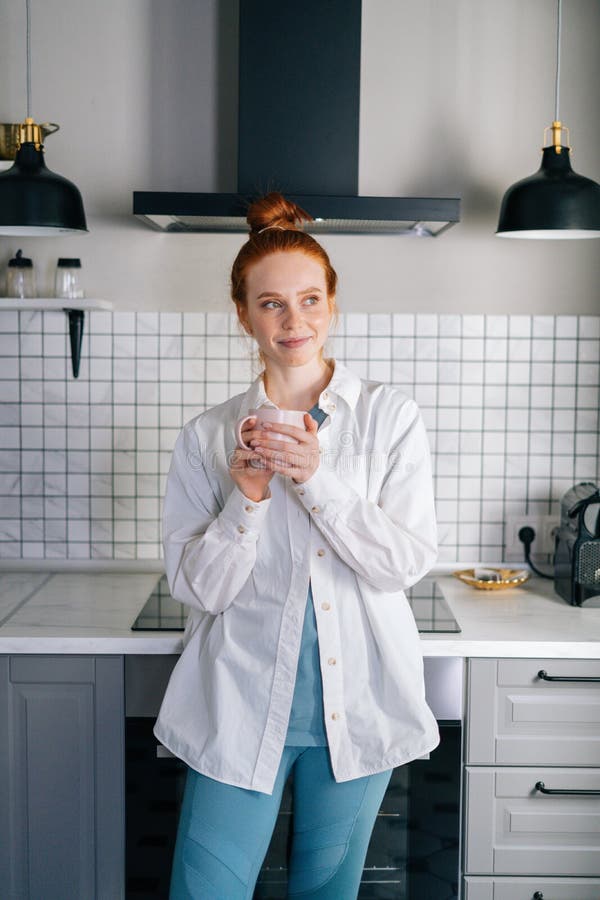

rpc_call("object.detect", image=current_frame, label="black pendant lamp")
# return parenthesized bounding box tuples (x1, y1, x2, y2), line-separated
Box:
(0, 0, 87, 236)
(496, 0, 600, 239)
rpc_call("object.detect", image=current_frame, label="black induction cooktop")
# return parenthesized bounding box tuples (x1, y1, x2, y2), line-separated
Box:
(131, 575, 460, 634)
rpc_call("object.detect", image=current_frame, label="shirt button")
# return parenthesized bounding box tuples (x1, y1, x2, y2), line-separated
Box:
(311, 505, 320, 513)
(331, 712, 340, 720)
(297, 489, 305, 496)
(328, 657, 336, 665)
(321, 602, 331, 611)
(237, 525, 246, 533)
(328, 403, 336, 411)
(244, 505, 255, 513)
(323, 392, 329, 399)
(317, 549, 325, 557)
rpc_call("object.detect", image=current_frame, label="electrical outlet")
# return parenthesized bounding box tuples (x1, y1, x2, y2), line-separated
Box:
(541, 517, 560, 555)
(505, 515, 558, 561)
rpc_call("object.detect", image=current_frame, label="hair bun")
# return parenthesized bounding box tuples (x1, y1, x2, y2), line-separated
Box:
(247, 192, 313, 235)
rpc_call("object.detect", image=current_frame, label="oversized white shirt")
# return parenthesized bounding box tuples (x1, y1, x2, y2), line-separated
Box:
(153, 359, 440, 795)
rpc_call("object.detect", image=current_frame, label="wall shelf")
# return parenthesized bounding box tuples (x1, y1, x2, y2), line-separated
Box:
(0, 298, 114, 377)
(0, 298, 113, 311)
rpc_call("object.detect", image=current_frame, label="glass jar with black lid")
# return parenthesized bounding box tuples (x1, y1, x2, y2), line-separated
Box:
(55, 257, 84, 300)
(7, 248, 36, 298)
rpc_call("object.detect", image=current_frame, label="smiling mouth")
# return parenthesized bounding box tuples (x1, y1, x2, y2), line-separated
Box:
(278, 337, 311, 347)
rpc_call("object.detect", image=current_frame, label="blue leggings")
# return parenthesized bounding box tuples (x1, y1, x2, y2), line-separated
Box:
(169, 745, 393, 899)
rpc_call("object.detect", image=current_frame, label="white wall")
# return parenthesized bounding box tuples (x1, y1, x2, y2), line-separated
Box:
(1, 0, 599, 313)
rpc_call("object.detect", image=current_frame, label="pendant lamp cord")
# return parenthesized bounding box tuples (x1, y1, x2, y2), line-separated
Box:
(25, 0, 31, 118)
(554, 0, 561, 122)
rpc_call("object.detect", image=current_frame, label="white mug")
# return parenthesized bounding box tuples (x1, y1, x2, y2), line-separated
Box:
(236, 408, 307, 469)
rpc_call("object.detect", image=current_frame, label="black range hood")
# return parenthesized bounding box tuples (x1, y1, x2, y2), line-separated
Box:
(134, 0, 460, 237)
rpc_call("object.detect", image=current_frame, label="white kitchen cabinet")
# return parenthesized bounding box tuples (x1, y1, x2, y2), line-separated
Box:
(0, 655, 124, 900)
(467, 658, 600, 766)
(465, 766, 600, 875)
(463, 658, 600, 896)
(464, 876, 600, 899)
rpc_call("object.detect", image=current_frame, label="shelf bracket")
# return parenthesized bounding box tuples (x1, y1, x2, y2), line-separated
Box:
(63, 308, 85, 378)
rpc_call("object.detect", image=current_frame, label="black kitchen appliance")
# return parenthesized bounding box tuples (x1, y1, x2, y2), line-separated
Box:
(133, 0, 460, 236)
(127, 578, 462, 898)
(132, 575, 461, 634)
(554, 481, 600, 605)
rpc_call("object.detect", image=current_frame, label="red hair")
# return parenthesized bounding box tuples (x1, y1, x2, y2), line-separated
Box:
(230, 192, 338, 313)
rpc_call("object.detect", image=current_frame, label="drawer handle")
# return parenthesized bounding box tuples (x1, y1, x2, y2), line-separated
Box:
(535, 780, 600, 796)
(537, 669, 600, 683)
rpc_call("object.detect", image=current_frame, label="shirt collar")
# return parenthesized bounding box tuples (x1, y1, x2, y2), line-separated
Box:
(321, 359, 362, 411)
(238, 372, 275, 417)
(238, 358, 362, 417)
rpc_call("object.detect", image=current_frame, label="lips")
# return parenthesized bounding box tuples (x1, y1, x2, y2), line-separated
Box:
(278, 337, 311, 348)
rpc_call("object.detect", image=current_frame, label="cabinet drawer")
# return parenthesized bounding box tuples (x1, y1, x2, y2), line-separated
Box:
(464, 875, 600, 899)
(467, 659, 600, 766)
(464, 766, 600, 877)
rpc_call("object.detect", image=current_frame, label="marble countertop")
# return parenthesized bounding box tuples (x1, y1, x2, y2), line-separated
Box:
(0, 562, 599, 657)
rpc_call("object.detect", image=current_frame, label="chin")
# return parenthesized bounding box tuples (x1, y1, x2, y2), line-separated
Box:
(277, 353, 319, 368)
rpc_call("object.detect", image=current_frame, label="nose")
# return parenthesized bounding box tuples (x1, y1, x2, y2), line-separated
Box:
(282, 305, 304, 330)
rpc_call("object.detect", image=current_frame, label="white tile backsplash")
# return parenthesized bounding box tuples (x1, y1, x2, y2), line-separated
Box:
(0, 312, 598, 563)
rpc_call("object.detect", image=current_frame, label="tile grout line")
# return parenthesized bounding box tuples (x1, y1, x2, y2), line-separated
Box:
(17, 310, 24, 558)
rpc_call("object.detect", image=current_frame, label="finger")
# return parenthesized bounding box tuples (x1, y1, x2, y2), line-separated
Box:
(240, 425, 264, 440)
(250, 437, 303, 451)
(304, 413, 319, 432)
(250, 431, 298, 444)
(234, 448, 261, 459)
(266, 460, 296, 475)
(254, 445, 306, 468)
(254, 451, 311, 480)
(230, 448, 264, 468)
(261, 421, 314, 443)
(240, 416, 256, 431)
(258, 453, 309, 476)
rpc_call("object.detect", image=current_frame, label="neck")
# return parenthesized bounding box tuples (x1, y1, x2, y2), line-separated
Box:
(263, 357, 334, 410)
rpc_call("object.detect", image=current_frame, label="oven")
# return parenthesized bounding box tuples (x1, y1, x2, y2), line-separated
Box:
(126, 578, 463, 899)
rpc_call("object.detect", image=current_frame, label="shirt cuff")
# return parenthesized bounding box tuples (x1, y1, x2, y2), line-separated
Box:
(218, 484, 272, 542)
(292, 465, 354, 520)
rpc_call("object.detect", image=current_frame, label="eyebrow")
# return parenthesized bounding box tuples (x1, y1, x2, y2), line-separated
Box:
(256, 287, 323, 299)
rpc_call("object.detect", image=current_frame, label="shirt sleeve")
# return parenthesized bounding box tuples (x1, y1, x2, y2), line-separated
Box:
(293, 398, 438, 593)
(162, 423, 272, 615)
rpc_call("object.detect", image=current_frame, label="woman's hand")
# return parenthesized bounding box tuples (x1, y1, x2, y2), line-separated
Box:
(229, 417, 274, 502)
(249, 413, 321, 484)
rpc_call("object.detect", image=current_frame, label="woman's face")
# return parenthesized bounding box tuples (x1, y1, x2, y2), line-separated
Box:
(239, 251, 333, 371)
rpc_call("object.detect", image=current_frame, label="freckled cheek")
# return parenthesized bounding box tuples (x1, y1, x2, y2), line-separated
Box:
(310, 310, 330, 327)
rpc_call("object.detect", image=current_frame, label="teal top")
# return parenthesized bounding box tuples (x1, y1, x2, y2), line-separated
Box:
(284, 403, 329, 747)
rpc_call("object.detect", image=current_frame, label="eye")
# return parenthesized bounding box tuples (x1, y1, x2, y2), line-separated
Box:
(304, 296, 320, 305)
(261, 300, 282, 309)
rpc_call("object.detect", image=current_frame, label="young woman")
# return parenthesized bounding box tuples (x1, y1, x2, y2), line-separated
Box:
(155, 192, 439, 899)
